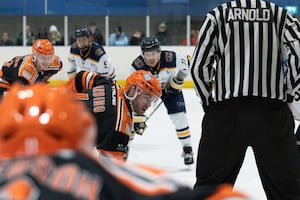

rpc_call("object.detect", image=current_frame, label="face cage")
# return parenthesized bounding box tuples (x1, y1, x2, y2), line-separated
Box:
(35, 53, 54, 64)
(125, 86, 159, 105)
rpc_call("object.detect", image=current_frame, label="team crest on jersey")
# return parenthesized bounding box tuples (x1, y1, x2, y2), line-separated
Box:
(164, 51, 174, 62)
(133, 57, 145, 68)
(95, 48, 104, 56)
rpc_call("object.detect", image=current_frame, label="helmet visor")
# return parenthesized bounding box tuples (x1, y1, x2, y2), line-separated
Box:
(140, 92, 158, 105)
(136, 87, 159, 105)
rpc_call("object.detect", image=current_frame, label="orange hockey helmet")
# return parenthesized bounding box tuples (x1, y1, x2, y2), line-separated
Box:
(32, 39, 54, 55)
(32, 39, 54, 70)
(0, 83, 96, 157)
(125, 70, 162, 99)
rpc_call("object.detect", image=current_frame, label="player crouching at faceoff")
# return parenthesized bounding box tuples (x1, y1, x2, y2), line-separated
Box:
(0, 83, 249, 199)
(66, 70, 162, 161)
(0, 39, 62, 97)
(130, 36, 194, 165)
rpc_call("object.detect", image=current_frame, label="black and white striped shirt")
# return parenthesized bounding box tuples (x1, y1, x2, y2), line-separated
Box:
(190, 0, 300, 106)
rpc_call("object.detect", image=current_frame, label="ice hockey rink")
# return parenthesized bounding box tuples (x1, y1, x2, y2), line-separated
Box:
(128, 88, 271, 200)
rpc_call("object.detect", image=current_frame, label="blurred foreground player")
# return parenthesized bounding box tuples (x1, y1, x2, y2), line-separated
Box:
(0, 83, 248, 200)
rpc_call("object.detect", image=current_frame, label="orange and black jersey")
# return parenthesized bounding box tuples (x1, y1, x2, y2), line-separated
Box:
(67, 71, 133, 157)
(0, 150, 216, 200)
(0, 54, 62, 85)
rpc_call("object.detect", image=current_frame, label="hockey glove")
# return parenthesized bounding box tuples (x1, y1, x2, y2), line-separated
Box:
(132, 115, 147, 135)
(165, 76, 184, 95)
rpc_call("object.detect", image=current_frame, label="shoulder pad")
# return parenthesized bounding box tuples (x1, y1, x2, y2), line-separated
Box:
(133, 57, 145, 69)
(18, 57, 38, 83)
(95, 47, 105, 57)
(48, 56, 62, 70)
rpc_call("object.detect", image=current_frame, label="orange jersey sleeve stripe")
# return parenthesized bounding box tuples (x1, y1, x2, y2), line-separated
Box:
(75, 93, 89, 100)
(0, 83, 11, 89)
(99, 156, 180, 196)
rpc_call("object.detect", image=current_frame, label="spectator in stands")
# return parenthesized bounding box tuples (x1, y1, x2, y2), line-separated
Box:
(15, 25, 35, 46)
(35, 26, 48, 39)
(88, 21, 105, 45)
(182, 29, 199, 46)
(129, 29, 145, 45)
(0, 32, 14, 46)
(48, 25, 64, 46)
(155, 22, 171, 45)
(109, 26, 128, 46)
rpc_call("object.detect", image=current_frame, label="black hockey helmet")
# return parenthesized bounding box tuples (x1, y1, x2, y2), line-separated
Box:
(74, 27, 90, 39)
(140, 36, 161, 52)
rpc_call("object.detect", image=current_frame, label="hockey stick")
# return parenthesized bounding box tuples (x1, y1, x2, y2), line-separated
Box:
(145, 99, 163, 123)
(130, 99, 163, 138)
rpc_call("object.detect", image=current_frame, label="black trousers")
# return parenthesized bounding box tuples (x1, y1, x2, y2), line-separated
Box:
(295, 125, 300, 154)
(194, 98, 300, 200)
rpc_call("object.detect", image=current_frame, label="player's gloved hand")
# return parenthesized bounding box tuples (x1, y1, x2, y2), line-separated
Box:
(165, 76, 184, 95)
(132, 115, 147, 135)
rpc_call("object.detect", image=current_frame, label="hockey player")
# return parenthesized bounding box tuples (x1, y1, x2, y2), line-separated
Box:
(0, 83, 248, 200)
(130, 36, 194, 165)
(66, 70, 162, 160)
(67, 26, 116, 80)
(0, 39, 62, 97)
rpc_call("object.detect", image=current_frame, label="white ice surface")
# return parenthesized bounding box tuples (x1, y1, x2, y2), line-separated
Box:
(128, 89, 270, 200)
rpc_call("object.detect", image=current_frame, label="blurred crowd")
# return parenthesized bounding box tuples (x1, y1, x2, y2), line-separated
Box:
(1, 21, 199, 46)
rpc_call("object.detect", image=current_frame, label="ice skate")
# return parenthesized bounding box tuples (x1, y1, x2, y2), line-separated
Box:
(182, 146, 194, 165)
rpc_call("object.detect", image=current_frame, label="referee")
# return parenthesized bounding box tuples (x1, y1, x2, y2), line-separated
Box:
(190, 0, 300, 199)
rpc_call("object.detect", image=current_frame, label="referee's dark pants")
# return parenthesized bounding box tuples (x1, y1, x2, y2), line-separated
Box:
(194, 97, 300, 200)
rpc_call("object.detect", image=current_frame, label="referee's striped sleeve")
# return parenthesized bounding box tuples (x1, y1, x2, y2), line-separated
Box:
(190, 14, 217, 106)
(284, 13, 300, 96)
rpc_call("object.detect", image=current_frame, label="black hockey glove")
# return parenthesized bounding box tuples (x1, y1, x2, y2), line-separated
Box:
(132, 115, 147, 135)
(165, 76, 184, 95)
